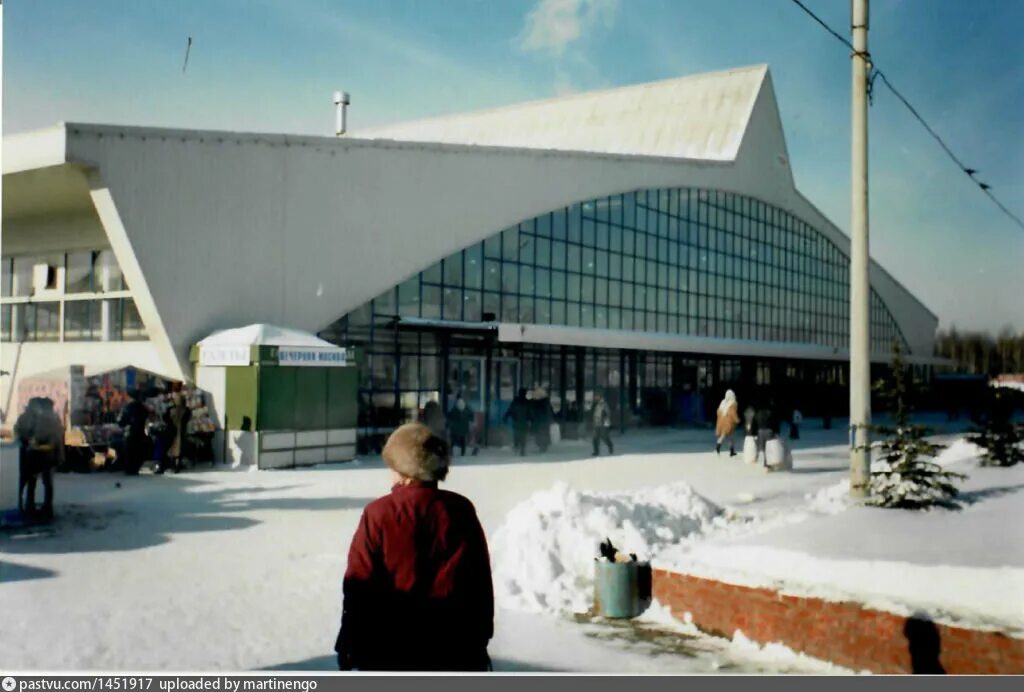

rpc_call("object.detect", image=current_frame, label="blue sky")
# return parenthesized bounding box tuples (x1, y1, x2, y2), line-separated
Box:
(4, 0, 1022, 333)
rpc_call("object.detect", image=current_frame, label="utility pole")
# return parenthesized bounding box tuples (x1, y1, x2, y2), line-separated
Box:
(849, 0, 871, 498)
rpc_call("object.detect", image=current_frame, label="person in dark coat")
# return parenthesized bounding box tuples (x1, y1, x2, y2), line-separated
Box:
(446, 396, 475, 457)
(117, 391, 150, 475)
(335, 422, 493, 672)
(18, 397, 64, 521)
(420, 400, 447, 440)
(591, 392, 614, 456)
(754, 402, 778, 466)
(530, 387, 555, 453)
(14, 398, 41, 515)
(503, 388, 532, 456)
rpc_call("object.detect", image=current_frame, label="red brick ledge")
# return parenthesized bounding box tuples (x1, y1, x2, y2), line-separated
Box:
(653, 568, 1024, 674)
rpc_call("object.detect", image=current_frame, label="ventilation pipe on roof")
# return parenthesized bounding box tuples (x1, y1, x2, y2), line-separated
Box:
(333, 90, 350, 137)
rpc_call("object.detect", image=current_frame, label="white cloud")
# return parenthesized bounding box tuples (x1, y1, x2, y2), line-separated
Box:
(518, 0, 619, 57)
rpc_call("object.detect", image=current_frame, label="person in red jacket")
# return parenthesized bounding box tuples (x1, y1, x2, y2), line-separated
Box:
(334, 422, 494, 671)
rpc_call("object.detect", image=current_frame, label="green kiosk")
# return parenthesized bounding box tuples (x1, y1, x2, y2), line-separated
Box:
(192, 324, 358, 469)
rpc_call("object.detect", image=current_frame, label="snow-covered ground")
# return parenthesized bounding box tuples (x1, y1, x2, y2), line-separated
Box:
(2, 418, 1019, 672)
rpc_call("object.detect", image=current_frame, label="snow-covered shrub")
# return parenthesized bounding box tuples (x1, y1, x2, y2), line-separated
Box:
(867, 342, 965, 510)
(967, 389, 1024, 468)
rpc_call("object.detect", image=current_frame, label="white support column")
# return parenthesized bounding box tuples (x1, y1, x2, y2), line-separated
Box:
(849, 0, 872, 498)
(99, 249, 114, 341)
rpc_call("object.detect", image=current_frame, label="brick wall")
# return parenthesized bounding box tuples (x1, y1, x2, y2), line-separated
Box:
(653, 568, 1024, 674)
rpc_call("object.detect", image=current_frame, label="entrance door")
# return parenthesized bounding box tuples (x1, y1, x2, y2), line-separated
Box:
(448, 357, 485, 415)
(489, 357, 520, 427)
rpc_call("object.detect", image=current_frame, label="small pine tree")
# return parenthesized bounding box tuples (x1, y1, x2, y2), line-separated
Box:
(967, 389, 1024, 467)
(867, 342, 965, 509)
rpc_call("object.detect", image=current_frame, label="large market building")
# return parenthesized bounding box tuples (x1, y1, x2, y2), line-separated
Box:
(1, 65, 941, 451)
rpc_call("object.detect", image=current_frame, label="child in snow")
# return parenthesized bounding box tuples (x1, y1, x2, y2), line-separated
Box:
(335, 423, 493, 671)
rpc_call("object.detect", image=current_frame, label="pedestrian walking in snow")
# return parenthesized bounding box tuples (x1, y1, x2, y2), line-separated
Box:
(446, 396, 475, 456)
(591, 392, 614, 456)
(754, 403, 777, 466)
(117, 391, 150, 475)
(158, 393, 191, 474)
(789, 409, 802, 440)
(714, 390, 741, 457)
(335, 422, 493, 671)
(503, 388, 532, 456)
(14, 398, 41, 515)
(18, 397, 63, 521)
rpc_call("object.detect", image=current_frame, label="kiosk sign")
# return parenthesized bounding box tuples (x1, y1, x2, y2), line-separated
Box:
(278, 348, 347, 367)
(199, 345, 251, 367)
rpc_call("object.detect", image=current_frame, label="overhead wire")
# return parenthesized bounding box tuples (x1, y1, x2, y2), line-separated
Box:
(787, 0, 1024, 231)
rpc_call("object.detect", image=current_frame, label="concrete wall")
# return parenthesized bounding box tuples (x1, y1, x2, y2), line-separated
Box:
(60, 122, 938, 376)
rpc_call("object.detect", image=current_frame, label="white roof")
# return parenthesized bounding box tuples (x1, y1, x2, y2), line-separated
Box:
(353, 65, 768, 162)
(198, 323, 337, 348)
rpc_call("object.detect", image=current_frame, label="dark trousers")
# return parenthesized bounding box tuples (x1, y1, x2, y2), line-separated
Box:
(513, 427, 528, 456)
(21, 451, 54, 517)
(124, 436, 147, 475)
(450, 434, 467, 456)
(593, 427, 613, 455)
(789, 424, 800, 440)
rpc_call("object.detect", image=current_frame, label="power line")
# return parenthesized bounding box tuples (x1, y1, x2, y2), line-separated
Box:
(787, 0, 1024, 232)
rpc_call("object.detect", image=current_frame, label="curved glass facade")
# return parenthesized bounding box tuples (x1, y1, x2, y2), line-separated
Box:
(322, 187, 907, 440)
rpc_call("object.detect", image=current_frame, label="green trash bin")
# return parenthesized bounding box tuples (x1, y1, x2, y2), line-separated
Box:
(594, 559, 653, 618)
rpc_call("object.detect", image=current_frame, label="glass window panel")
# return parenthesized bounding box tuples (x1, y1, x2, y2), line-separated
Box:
(483, 260, 502, 291)
(551, 270, 566, 299)
(596, 223, 609, 250)
(566, 206, 580, 242)
(567, 303, 580, 327)
(398, 278, 420, 317)
(535, 298, 551, 324)
(442, 253, 463, 287)
(581, 305, 594, 328)
(582, 247, 596, 275)
(581, 275, 594, 302)
(65, 251, 97, 294)
(502, 293, 518, 322)
(568, 272, 582, 301)
(464, 246, 483, 289)
(423, 261, 442, 284)
(463, 290, 482, 321)
(535, 237, 551, 267)
(582, 218, 596, 247)
(421, 285, 442, 319)
(518, 296, 535, 323)
(63, 299, 100, 341)
(552, 300, 566, 324)
(484, 234, 501, 259)
(536, 268, 551, 298)
(534, 214, 548, 239)
(568, 245, 582, 273)
(551, 241, 567, 270)
(596, 278, 608, 305)
(443, 287, 462, 320)
(503, 228, 520, 262)
(502, 263, 519, 294)
(520, 265, 535, 295)
(483, 292, 500, 319)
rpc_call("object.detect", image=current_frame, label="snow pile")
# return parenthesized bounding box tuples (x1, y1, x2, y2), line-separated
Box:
(934, 438, 984, 467)
(490, 481, 723, 614)
(804, 479, 855, 514)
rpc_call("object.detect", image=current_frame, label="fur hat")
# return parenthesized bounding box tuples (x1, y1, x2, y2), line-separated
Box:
(383, 422, 450, 482)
